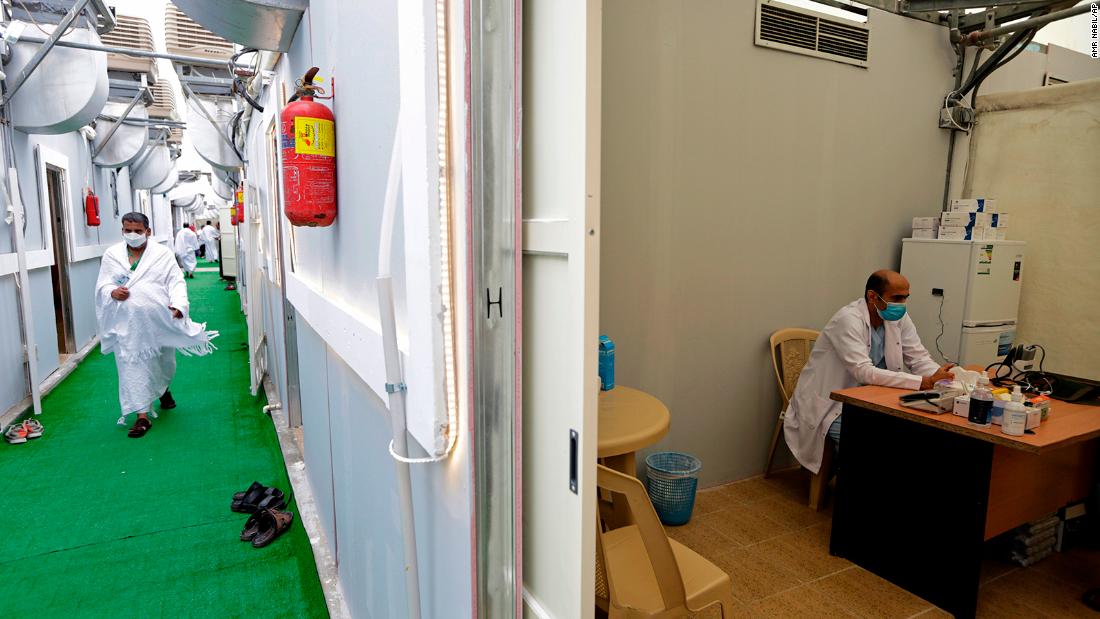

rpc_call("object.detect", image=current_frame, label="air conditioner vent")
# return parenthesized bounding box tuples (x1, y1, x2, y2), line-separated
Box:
(100, 15, 157, 76)
(165, 2, 234, 62)
(756, 1, 870, 68)
(148, 81, 178, 120)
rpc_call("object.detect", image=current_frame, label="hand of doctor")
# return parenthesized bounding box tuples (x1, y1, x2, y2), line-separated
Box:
(920, 363, 957, 390)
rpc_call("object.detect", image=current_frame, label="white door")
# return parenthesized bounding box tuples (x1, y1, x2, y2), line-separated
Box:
(521, 0, 602, 616)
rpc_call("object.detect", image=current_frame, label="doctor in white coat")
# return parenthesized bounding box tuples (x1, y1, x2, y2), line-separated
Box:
(783, 270, 955, 474)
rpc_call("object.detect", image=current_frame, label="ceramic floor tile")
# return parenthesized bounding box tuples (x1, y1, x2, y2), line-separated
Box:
(750, 525, 851, 583)
(699, 504, 789, 546)
(1030, 548, 1100, 589)
(687, 601, 754, 619)
(810, 567, 931, 619)
(981, 567, 1096, 618)
(979, 557, 1019, 585)
(910, 607, 952, 618)
(694, 488, 738, 516)
(665, 518, 742, 559)
(750, 581, 859, 618)
(742, 494, 829, 532)
(710, 545, 804, 603)
(717, 477, 783, 504)
(762, 467, 811, 501)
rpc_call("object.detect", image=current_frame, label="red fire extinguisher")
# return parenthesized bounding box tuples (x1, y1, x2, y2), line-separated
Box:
(84, 190, 100, 226)
(281, 67, 336, 227)
(233, 185, 244, 226)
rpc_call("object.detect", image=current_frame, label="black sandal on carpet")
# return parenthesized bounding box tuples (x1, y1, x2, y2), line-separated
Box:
(251, 508, 294, 548)
(127, 417, 151, 438)
(159, 390, 177, 410)
(231, 486, 285, 513)
(233, 481, 265, 502)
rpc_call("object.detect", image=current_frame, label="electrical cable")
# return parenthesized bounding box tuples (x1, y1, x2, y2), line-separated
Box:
(934, 292, 953, 364)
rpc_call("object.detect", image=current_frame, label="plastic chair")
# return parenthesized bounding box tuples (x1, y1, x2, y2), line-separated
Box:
(767, 328, 834, 511)
(595, 464, 737, 618)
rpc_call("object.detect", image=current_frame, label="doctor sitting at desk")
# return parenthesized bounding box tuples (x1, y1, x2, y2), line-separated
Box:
(784, 269, 957, 474)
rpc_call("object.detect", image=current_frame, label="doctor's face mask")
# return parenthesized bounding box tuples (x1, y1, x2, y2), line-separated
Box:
(872, 292, 907, 322)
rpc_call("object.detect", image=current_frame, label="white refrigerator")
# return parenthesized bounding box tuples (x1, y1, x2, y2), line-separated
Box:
(900, 239, 1026, 368)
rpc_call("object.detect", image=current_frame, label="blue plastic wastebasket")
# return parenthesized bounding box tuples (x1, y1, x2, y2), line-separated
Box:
(645, 452, 702, 526)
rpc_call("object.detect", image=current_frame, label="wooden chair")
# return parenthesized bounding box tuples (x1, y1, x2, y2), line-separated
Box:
(766, 328, 832, 510)
(595, 465, 737, 618)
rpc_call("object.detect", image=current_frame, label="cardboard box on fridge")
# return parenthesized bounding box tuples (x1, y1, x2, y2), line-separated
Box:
(911, 228, 937, 239)
(938, 226, 989, 240)
(951, 198, 998, 213)
(912, 216, 940, 230)
(941, 211, 993, 227)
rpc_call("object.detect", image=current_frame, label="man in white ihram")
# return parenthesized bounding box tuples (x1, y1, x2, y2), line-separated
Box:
(95, 213, 217, 438)
(173, 224, 200, 278)
(201, 220, 221, 262)
(783, 270, 956, 474)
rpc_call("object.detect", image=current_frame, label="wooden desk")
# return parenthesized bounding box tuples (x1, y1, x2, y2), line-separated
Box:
(829, 385, 1099, 618)
(598, 386, 671, 475)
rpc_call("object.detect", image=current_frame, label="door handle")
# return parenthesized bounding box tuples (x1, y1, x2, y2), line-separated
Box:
(569, 429, 578, 495)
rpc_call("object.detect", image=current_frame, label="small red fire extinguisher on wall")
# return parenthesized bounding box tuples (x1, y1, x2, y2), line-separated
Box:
(281, 67, 336, 227)
(233, 185, 244, 226)
(84, 189, 100, 226)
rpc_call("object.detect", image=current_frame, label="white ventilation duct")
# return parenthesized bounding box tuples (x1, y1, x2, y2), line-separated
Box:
(170, 0, 306, 52)
(187, 96, 243, 170)
(7, 25, 109, 134)
(212, 176, 234, 201)
(130, 143, 172, 190)
(92, 102, 150, 167)
(151, 165, 179, 195)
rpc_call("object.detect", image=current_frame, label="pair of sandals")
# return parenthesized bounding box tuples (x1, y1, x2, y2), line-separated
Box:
(231, 481, 294, 548)
(4, 418, 44, 444)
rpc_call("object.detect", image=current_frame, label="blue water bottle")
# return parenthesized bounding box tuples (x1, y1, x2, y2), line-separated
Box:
(599, 335, 615, 391)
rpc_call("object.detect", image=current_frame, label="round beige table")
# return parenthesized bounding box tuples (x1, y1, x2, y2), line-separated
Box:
(598, 385, 671, 475)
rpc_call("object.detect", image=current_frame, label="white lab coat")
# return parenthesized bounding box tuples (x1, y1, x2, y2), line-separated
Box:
(201, 224, 221, 261)
(783, 298, 940, 473)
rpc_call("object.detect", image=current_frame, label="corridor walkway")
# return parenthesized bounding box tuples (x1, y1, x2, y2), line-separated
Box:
(0, 261, 327, 618)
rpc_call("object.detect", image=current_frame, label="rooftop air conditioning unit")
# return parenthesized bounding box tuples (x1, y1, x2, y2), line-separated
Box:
(755, 0, 870, 69)
(148, 81, 178, 120)
(165, 2, 235, 62)
(99, 15, 156, 76)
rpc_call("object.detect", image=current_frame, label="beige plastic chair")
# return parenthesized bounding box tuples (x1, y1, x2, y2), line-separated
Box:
(765, 328, 832, 510)
(595, 464, 737, 618)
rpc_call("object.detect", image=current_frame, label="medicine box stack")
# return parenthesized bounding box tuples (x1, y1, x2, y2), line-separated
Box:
(939, 198, 1008, 241)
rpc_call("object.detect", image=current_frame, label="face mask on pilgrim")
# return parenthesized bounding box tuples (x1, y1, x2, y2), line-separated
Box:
(123, 232, 147, 248)
(874, 293, 906, 321)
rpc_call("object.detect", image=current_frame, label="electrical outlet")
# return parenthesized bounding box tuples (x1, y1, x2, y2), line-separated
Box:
(932, 288, 944, 296)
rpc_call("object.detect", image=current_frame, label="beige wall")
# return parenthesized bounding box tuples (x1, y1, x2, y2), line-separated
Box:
(599, 1, 957, 485)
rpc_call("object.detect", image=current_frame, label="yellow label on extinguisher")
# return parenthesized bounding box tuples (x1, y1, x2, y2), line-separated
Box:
(294, 117, 335, 157)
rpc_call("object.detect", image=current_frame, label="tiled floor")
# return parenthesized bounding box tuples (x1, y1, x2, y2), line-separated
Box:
(668, 468, 1100, 618)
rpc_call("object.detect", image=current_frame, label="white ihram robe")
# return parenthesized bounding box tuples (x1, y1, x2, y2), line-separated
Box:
(201, 224, 221, 261)
(174, 227, 200, 273)
(95, 241, 218, 423)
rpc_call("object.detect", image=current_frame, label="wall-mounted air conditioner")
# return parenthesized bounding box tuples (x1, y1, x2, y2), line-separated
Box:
(148, 82, 178, 120)
(100, 15, 157, 77)
(755, 0, 870, 69)
(165, 2, 235, 62)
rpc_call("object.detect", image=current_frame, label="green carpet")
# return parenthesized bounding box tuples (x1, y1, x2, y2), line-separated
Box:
(0, 262, 327, 618)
